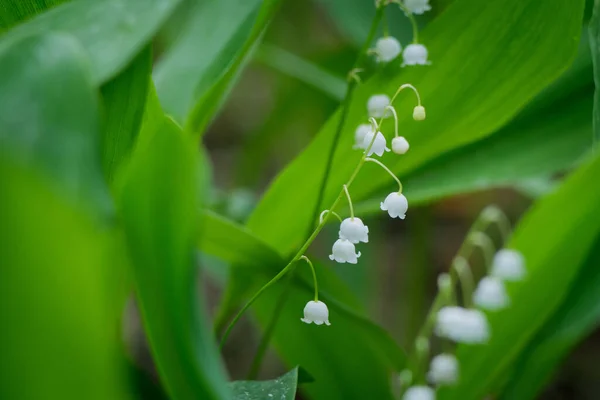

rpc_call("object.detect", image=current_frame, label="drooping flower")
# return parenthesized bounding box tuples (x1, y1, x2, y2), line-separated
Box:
(380, 192, 408, 219)
(375, 36, 402, 62)
(404, 0, 432, 15)
(339, 217, 369, 244)
(363, 130, 390, 157)
(392, 136, 410, 154)
(491, 249, 526, 281)
(435, 306, 490, 344)
(354, 124, 373, 149)
(301, 300, 331, 326)
(428, 353, 459, 386)
(403, 385, 435, 400)
(402, 44, 429, 66)
(329, 239, 361, 264)
(367, 94, 392, 118)
(413, 105, 426, 121)
(473, 276, 510, 311)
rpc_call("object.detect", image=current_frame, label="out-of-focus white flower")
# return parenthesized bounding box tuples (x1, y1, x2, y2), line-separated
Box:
(339, 217, 369, 244)
(473, 276, 510, 311)
(375, 36, 402, 62)
(380, 192, 408, 219)
(329, 239, 361, 264)
(491, 249, 526, 281)
(354, 124, 373, 149)
(368, 94, 392, 118)
(402, 44, 429, 66)
(428, 353, 459, 385)
(301, 300, 331, 326)
(404, 0, 432, 14)
(435, 306, 490, 344)
(363, 130, 390, 157)
(403, 385, 435, 400)
(413, 105, 426, 121)
(392, 136, 410, 154)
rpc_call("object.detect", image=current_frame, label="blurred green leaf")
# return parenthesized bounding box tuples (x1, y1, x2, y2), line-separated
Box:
(247, 0, 586, 255)
(0, 32, 110, 214)
(438, 154, 600, 400)
(0, 0, 69, 29)
(119, 113, 229, 399)
(229, 368, 298, 400)
(0, 0, 181, 84)
(0, 158, 128, 400)
(154, 0, 283, 133)
(101, 46, 152, 184)
(589, 0, 600, 146)
(501, 235, 600, 399)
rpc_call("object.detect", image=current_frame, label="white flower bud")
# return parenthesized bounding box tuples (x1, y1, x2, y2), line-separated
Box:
(339, 217, 369, 244)
(473, 276, 510, 311)
(491, 249, 526, 281)
(367, 94, 391, 118)
(362, 130, 390, 157)
(391, 136, 410, 154)
(329, 239, 361, 264)
(413, 105, 426, 121)
(402, 44, 429, 66)
(354, 124, 373, 149)
(435, 306, 490, 344)
(301, 300, 331, 326)
(380, 192, 408, 219)
(404, 0, 431, 14)
(375, 36, 402, 62)
(428, 353, 459, 385)
(403, 385, 435, 400)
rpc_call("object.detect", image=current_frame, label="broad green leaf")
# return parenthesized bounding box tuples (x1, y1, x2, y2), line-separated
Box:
(0, 0, 69, 29)
(154, 0, 282, 133)
(229, 368, 298, 400)
(119, 114, 229, 399)
(247, 0, 585, 255)
(0, 158, 128, 400)
(0, 32, 110, 214)
(438, 154, 600, 400)
(500, 235, 600, 399)
(101, 46, 152, 184)
(0, 0, 181, 84)
(589, 0, 600, 145)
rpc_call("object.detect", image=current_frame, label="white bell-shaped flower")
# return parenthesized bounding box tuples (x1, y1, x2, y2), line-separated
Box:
(354, 124, 373, 149)
(392, 136, 410, 154)
(329, 238, 361, 264)
(473, 276, 510, 311)
(301, 300, 331, 326)
(363, 130, 390, 157)
(404, 0, 432, 14)
(428, 353, 459, 385)
(380, 192, 408, 219)
(375, 36, 402, 62)
(491, 249, 526, 281)
(435, 306, 490, 344)
(413, 105, 426, 121)
(367, 94, 391, 118)
(402, 44, 429, 66)
(403, 385, 435, 400)
(339, 217, 369, 244)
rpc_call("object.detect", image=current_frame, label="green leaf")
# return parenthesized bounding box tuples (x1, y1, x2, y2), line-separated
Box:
(0, 158, 128, 400)
(438, 154, 600, 400)
(154, 0, 282, 132)
(100, 46, 152, 184)
(589, 0, 600, 146)
(0, 0, 69, 29)
(247, 0, 585, 255)
(0, 0, 181, 84)
(500, 235, 600, 399)
(119, 113, 229, 399)
(0, 32, 110, 214)
(229, 368, 298, 400)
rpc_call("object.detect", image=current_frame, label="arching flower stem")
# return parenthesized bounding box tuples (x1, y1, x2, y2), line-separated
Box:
(319, 209, 343, 224)
(391, 0, 419, 43)
(365, 157, 403, 192)
(301, 255, 319, 301)
(343, 185, 355, 219)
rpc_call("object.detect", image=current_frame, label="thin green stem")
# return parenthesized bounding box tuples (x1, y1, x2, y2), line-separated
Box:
(319, 209, 343, 223)
(390, 83, 422, 105)
(385, 105, 399, 137)
(343, 185, 355, 219)
(365, 157, 403, 192)
(452, 256, 474, 308)
(481, 205, 512, 244)
(469, 232, 496, 271)
(394, 1, 419, 43)
(301, 255, 318, 301)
